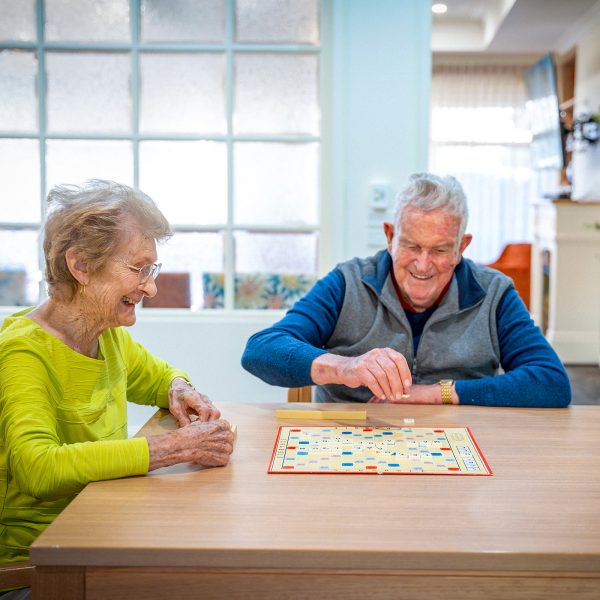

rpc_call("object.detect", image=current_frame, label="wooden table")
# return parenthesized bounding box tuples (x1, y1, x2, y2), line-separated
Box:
(30, 403, 600, 599)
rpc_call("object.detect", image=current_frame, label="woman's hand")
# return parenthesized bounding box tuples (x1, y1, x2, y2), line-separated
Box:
(147, 418, 234, 471)
(168, 377, 220, 425)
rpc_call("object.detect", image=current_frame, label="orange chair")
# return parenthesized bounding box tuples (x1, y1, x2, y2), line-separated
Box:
(485, 243, 531, 309)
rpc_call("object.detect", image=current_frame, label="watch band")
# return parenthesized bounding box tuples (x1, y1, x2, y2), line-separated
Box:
(439, 379, 454, 405)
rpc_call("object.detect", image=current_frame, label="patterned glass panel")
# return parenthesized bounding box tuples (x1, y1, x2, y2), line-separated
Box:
(234, 53, 319, 134)
(0, 139, 40, 223)
(46, 140, 133, 193)
(234, 142, 318, 226)
(234, 231, 318, 309)
(0, 230, 40, 306)
(155, 232, 224, 310)
(0, 0, 36, 42)
(45, 0, 130, 42)
(46, 52, 131, 133)
(236, 0, 319, 44)
(141, 0, 225, 42)
(140, 53, 226, 134)
(139, 141, 227, 226)
(235, 231, 318, 273)
(0, 50, 37, 132)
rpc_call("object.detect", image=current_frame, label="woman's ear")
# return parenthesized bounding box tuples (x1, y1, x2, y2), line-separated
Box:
(65, 247, 89, 286)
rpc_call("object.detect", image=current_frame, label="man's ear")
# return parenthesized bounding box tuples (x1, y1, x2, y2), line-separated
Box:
(383, 222, 395, 252)
(65, 247, 89, 286)
(458, 233, 473, 256)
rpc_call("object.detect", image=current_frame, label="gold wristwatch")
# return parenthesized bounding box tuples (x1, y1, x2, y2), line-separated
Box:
(439, 379, 454, 405)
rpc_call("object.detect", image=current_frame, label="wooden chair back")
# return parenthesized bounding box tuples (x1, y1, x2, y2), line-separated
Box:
(287, 387, 312, 402)
(0, 559, 34, 591)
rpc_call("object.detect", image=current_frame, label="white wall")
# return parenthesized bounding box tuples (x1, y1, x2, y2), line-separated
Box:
(126, 311, 286, 432)
(572, 10, 600, 200)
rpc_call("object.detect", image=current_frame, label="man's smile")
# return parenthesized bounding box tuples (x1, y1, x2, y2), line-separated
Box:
(409, 271, 433, 280)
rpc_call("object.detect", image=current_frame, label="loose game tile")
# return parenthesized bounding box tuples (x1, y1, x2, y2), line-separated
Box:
(268, 426, 492, 476)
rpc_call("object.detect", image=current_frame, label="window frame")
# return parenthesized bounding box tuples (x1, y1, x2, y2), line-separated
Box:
(0, 0, 325, 311)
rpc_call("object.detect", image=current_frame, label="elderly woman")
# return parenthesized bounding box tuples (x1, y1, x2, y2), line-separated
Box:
(0, 180, 234, 578)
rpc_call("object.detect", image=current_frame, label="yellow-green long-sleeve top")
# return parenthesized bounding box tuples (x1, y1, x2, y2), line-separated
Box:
(0, 308, 188, 564)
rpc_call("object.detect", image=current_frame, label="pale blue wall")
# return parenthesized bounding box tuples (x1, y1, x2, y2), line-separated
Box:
(326, 0, 431, 261)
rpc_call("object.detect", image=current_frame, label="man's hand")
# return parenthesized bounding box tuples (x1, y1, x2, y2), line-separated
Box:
(168, 377, 220, 426)
(311, 348, 412, 401)
(368, 383, 458, 404)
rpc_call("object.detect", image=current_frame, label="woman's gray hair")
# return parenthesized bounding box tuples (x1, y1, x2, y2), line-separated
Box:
(393, 173, 469, 240)
(44, 179, 172, 298)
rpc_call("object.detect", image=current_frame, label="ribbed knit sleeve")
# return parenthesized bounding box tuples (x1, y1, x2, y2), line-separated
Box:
(0, 347, 150, 500)
(456, 288, 571, 407)
(109, 327, 189, 409)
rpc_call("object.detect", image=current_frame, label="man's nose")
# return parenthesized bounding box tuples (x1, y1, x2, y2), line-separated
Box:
(414, 249, 432, 271)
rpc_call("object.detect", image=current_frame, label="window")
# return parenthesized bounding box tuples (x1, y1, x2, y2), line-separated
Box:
(0, 0, 321, 310)
(429, 61, 535, 264)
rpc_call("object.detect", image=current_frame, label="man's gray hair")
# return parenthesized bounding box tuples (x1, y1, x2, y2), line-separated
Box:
(393, 173, 469, 240)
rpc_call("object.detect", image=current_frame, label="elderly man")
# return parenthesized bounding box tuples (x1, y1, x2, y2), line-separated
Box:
(241, 172, 571, 407)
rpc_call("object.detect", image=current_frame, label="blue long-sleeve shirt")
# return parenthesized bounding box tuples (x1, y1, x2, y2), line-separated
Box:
(242, 264, 571, 408)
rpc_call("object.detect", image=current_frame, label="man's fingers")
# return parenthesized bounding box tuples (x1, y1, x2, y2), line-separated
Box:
(361, 369, 387, 400)
(389, 351, 412, 390)
(374, 353, 409, 400)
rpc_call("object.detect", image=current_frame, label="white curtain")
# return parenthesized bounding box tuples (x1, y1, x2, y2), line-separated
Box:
(429, 61, 536, 263)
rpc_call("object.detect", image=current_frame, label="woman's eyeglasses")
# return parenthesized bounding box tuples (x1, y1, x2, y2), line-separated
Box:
(125, 262, 162, 284)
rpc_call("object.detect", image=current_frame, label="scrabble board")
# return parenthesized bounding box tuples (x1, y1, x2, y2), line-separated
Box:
(268, 426, 492, 475)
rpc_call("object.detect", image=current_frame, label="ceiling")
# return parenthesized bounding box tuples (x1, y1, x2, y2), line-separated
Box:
(432, 0, 600, 55)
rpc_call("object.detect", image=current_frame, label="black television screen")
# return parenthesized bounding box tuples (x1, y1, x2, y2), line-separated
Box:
(525, 54, 564, 170)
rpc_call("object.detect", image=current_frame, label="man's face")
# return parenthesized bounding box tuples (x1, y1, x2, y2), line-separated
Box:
(384, 206, 472, 312)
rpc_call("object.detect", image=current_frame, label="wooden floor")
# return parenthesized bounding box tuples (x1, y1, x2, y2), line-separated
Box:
(566, 365, 600, 405)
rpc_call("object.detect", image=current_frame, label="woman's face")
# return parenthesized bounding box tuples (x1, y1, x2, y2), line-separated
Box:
(85, 222, 159, 330)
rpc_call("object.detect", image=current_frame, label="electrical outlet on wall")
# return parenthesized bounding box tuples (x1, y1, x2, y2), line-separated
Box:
(368, 183, 393, 248)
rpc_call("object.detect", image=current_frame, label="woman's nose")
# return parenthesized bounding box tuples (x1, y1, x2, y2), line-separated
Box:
(139, 275, 158, 298)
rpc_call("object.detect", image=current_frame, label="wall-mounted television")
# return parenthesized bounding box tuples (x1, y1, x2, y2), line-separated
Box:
(525, 54, 565, 170)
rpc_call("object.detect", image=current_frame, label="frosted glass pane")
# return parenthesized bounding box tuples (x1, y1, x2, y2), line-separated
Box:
(234, 142, 318, 226)
(235, 231, 318, 273)
(155, 232, 224, 309)
(46, 53, 131, 133)
(46, 140, 133, 193)
(141, 0, 225, 42)
(45, 0, 130, 42)
(139, 141, 227, 225)
(236, 0, 319, 44)
(0, 50, 37, 132)
(140, 53, 226, 134)
(0, 139, 40, 223)
(234, 53, 319, 134)
(0, 230, 41, 306)
(0, 0, 36, 41)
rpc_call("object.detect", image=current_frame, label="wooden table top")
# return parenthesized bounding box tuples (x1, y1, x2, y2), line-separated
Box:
(31, 403, 600, 575)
